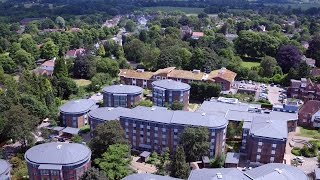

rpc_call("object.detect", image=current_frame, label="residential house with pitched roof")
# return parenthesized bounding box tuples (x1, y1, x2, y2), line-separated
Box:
(65, 48, 85, 59)
(298, 100, 320, 127)
(287, 78, 320, 102)
(119, 67, 236, 91)
(33, 58, 55, 77)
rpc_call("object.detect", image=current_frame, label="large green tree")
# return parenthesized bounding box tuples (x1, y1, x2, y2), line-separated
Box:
(307, 35, 320, 67)
(80, 167, 108, 180)
(12, 49, 35, 70)
(41, 40, 59, 59)
(170, 146, 190, 179)
(179, 127, 210, 162)
(90, 120, 127, 159)
(259, 56, 278, 77)
(94, 143, 131, 180)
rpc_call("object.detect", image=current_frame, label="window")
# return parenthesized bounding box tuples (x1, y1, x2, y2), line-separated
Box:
(258, 142, 263, 146)
(211, 131, 215, 136)
(272, 144, 277, 148)
(41, 170, 49, 175)
(256, 155, 261, 160)
(257, 148, 261, 153)
(271, 150, 275, 154)
(270, 157, 275, 162)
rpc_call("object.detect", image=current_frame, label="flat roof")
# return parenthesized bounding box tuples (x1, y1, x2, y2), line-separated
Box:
(246, 163, 308, 180)
(250, 116, 288, 139)
(88, 107, 129, 121)
(140, 151, 151, 158)
(102, 84, 143, 95)
(123, 174, 181, 180)
(188, 168, 250, 180)
(315, 168, 320, 179)
(59, 99, 96, 114)
(25, 142, 91, 166)
(120, 106, 228, 129)
(225, 152, 240, 164)
(152, 79, 190, 91)
(62, 127, 80, 135)
(0, 159, 10, 176)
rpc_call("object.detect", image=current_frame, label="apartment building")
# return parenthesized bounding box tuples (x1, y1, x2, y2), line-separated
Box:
(288, 78, 320, 102)
(102, 84, 143, 108)
(59, 99, 98, 128)
(89, 106, 228, 158)
(119, 67, 236, 91)
(152, 79, 190, 110)
(25, 143, 91, 180)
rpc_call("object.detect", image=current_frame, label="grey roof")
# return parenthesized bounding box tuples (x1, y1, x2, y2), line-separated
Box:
(243, 121, 252, 129)
(62, 127, 80, 135)
(246, 163, 308, 180)
(102, 84, 143, 95)
(0, 159, 10, 175)
(315, 168, 320, 179)
(59, 99, 96, 114)
(171, 111, 227, 128)
(250, 117, 288, 139)
(38, 164, 62, 170)
(226, 110, 297, 122)
(197, 100, 260, 115)
(225, 152, 240, 164)
(188, 168, 251, 180)
(140, 151, 151, 158)
(120, 106, 228, 128)
(48, 126, 65, 131)
(202, 156, 210, 163)
(152, 79, 190, 91)
(88, 107, 130, 122)
(122, 173, 181, 180)
(25, 142, 91, 166)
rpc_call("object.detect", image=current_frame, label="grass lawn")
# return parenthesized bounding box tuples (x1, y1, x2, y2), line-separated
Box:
(241, 61, 260, 69)
(299, 127, 320, 139)
(142, 6, 204, 14)
(189, 103, 199, 112)
(73, 79, 91, 87)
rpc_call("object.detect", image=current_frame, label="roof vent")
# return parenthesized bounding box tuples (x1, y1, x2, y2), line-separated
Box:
(57, 145, 62, 150)
(120, 84, 123, 86)
(216, 173, 222, 179)
(274, 168, 282, 174)
(202, 113, 206, 116)
(108, 108, 113, 111)
(151, 107, 155, 111)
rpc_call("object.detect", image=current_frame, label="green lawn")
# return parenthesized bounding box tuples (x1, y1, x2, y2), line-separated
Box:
(299, 127, 320, 139)
(241, 61, 260, 69)
(142, 6, 204, 14)
(73, 79, 91, 87)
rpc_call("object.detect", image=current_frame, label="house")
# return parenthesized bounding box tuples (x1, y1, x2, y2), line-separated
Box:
(311, 68, 320, 77)
(191, 32, 204, 40)
(258, 25, 266, 32)
(225, 33, 238, 42)
(287, 78, 320, 102)
(180, 26, 193, 38)
(69, 28, 81, 32)
(33, 58, 55, 77)
(298, 100, 320, 127)
(302, 55, 316, 67)
(102, 16, 121, 28)
(119, 67, 236, 91)
(65, 48, 85, 59)
(225, 152, 240, 168)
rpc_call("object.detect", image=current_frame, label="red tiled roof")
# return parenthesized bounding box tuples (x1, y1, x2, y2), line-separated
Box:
(208, 68, 237, 82)
(153, 67, 176, 75)
(41, 60, 55, 67)
(299, 100, 320, 116)
(311, 68, 320, 77)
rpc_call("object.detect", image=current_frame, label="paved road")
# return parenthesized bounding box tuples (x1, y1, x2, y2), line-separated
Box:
(130, 156, 157, 174)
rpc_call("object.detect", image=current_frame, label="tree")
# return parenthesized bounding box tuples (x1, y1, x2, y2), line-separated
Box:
(97, 45, 106, 57)
(307, 35, 320, 67)
(80, 167, 108, 180)
(71, 135, 83, 143)
(55, 16, 66, 29)
(171, 101, 184, 110)
(73, 55, 97, 79)
(96, 58, 119, 77)
(24, 23, 38, 34)
(95, 143, 131, 180)
(1, 105, 37, 149)
(56, 77, 78, 99)
(259, 56, 278, 77)
(210, 154, 225, 168)
(190, 82, 221, 101)
(12, 49, 35, 70)
(170, 146, 190, 179)
(234, 31, 261, 57)
(141, 45, 160, 70)
(156, 148, 170, 176)
(0, 53, 16, 73)
(276, 45, 302, 73)
(20, 35, 39, 58)
(90, 73, 112, 91)
(190, 47, 225, 72)
(41, 40, 59, 59)
(179, 127, 210, 162)
(123, 39, 145, 63)
(90, 120, 127, 159)
(125, 20, 136, 32)
(53, 58, 68, 78)
(134, 100, 153, 107)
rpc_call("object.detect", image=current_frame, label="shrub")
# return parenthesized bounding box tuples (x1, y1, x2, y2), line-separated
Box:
(291, 147, 301, 156)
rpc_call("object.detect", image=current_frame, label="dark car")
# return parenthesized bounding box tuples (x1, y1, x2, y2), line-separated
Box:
(58, 138, 65, 142)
